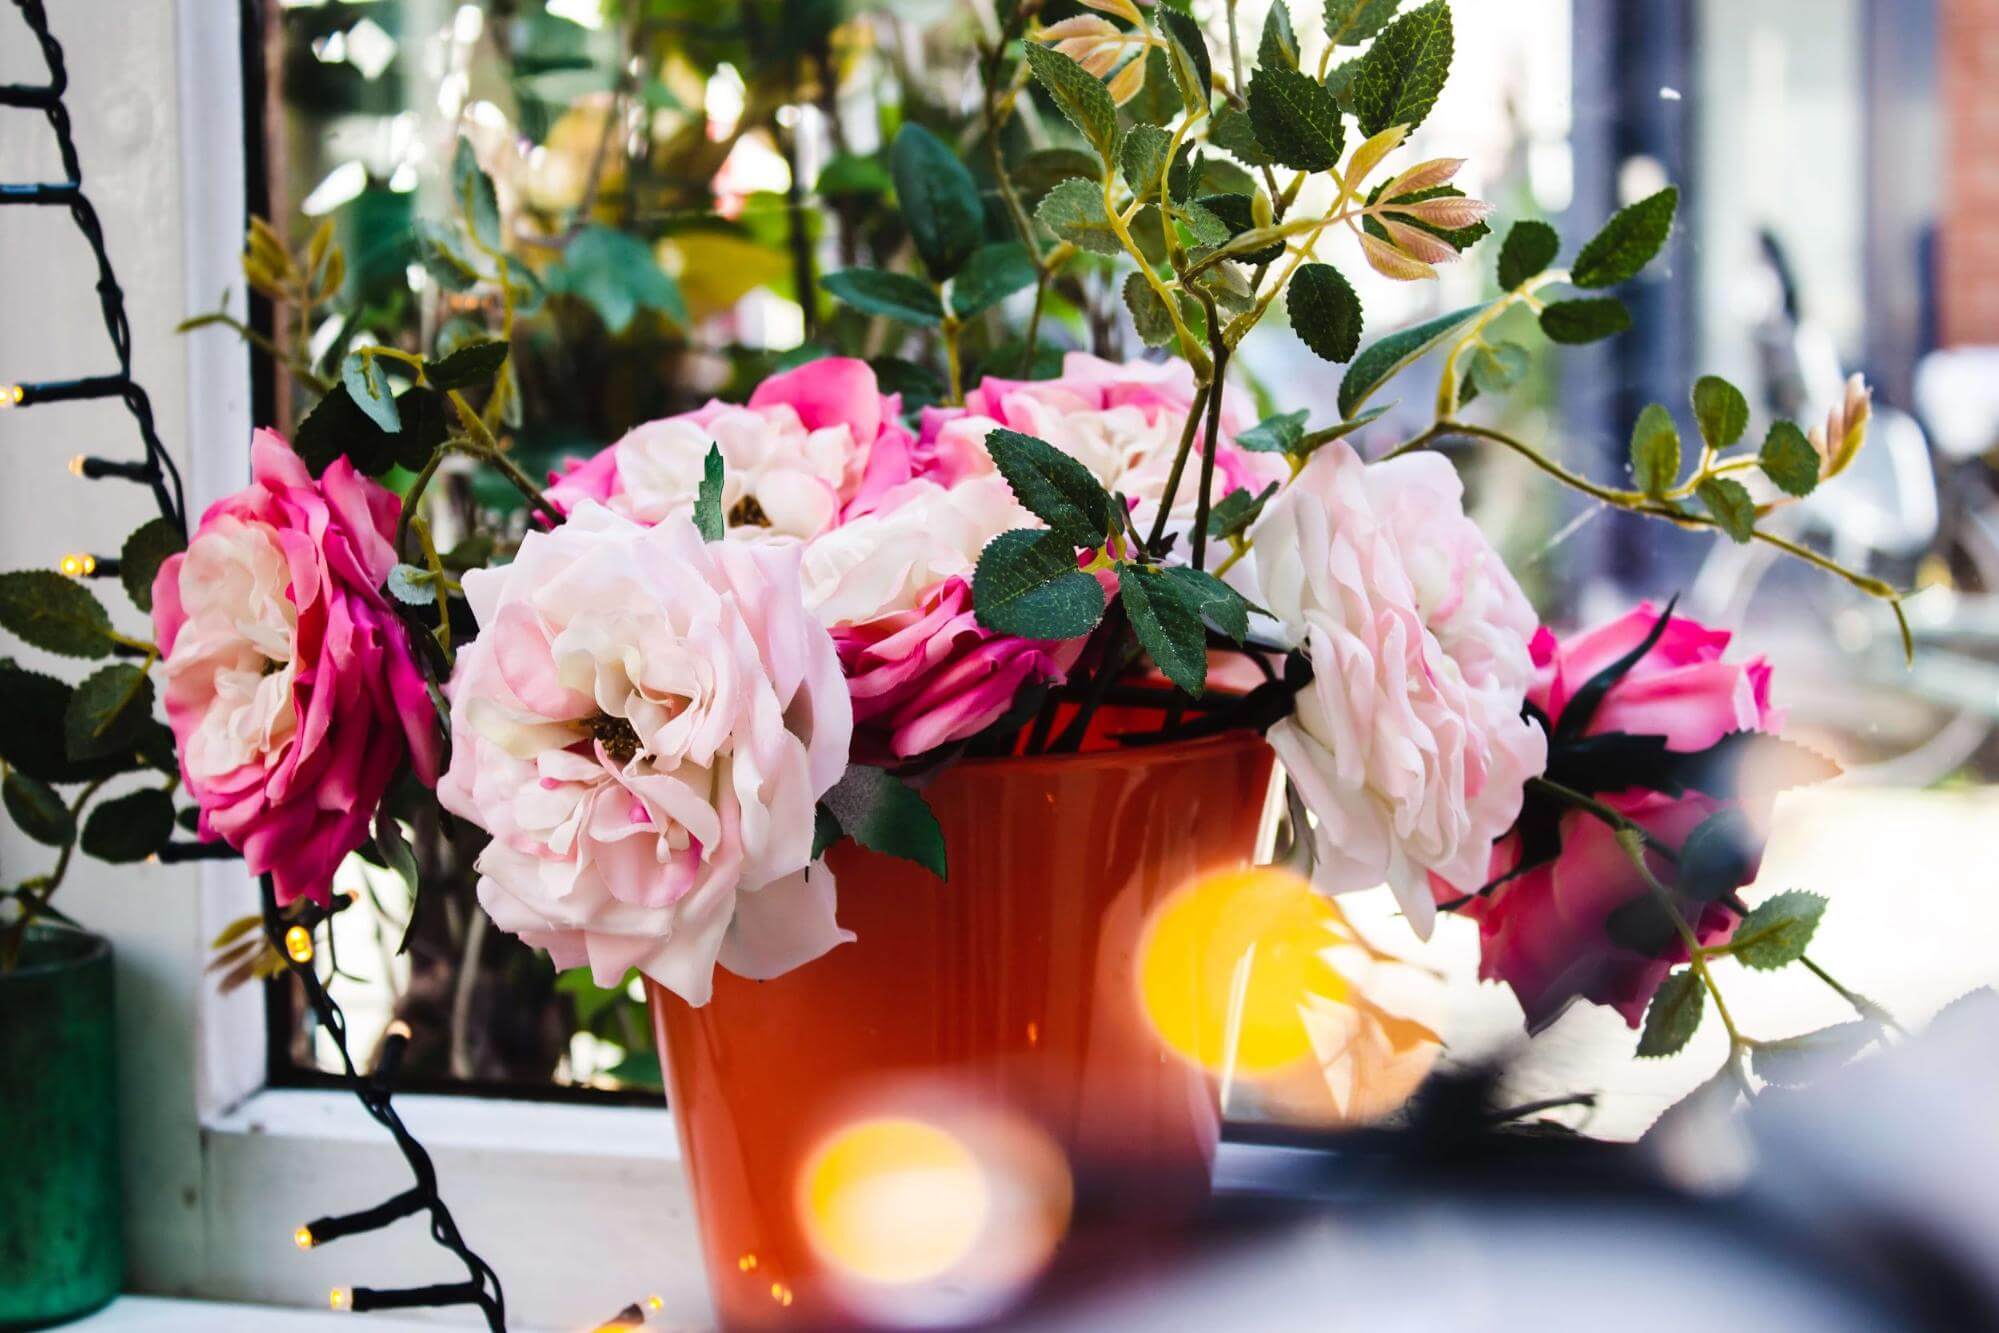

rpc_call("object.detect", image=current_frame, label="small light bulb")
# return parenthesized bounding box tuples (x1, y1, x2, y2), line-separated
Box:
(68, 454, 87, 477)
(646, 1294, 664, 1311)
(284, 924, 315, 964)
(384, 1019, 413, 1041)
(58, 553, 96, 578)
(328, 1287, 351, 1312)
(294, 1224, 316, 1250)
(1, 384, 22, 408)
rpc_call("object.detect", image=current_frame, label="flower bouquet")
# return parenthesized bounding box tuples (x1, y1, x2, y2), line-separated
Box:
(0, 1, 1908, 1328)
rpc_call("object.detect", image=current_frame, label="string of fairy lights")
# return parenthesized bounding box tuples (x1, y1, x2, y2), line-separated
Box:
(3, 1, 513, 1325)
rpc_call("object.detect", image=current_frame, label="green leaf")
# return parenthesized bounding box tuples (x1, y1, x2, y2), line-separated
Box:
(1119, 564, 1208, 696)
(1629, 403, 1681, 499)
(64, 664, 155, 761)
(0, 663, 125, 783)
(451, 137, 501, 248)
(1339, 303, 1485, 417)
(80, 787, 175, 863)
(373, 809, 420, 897)
(1289, 263, 1364, 364)
(1247, 66, 1345, 172)
(1023, 42, 1120, 162)
(1470, 340, 1531, 395)
(1195, 193, 1282, 264)
(1164, 566, 1251, 644)
(985, 428, 1116, 547)
(1296, 405, 1393, 461)
(815, 151, 892, 198)
(425, 339, 510, 391)
(1176, 200, 1231, 249)
(973, 529, 1108, 639)
(1348, 0, 1454, 137)
(1208, 106, 1271, 167)
(1731, 890, 1827, 971)
(1697, 476, 1757, 543)
(1260, 0, 1300, 70)
(821, 268, 945, 326)
(950, 243, 1036, 319)
(695, 443, 725, 542)
(391, 387, 449, 471)
(293, 383, 393, 478)
(1237, 409, 1310, 455)
(1497, 219, 1560, 290)
(1759, 420, 1821, 497)
(1571, 186, 1679, 289)
(1676, 809, 1758, 902)
(385, 564, 437, 608)
(1692, 375, 1749, 450)
(340, 352, 402, 434)
(821, 766, 947, 880)
(1121, 125, 1174, 199)
(1208, 482, 1279, 541)
(1637, 968, 1705, 1058)
(552, 224, 687, 333)
(891, 123, 985, 281)
(1012, 146, 1104, 197)
(4, 771, 73, 847)
(1751, 1021, 1875, 1087)
(119, 518, 184, 615)
(1539, 297, 1632, 345)
(1123, 272, 1186, 349)
(1157, 9, 1214, 115)
(1035, 178, 1122, 256)
(1324, 0, 1400, 46)
(0, 570, 115, 659)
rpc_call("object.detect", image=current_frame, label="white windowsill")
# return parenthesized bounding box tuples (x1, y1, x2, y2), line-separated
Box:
(208, 1087, 682, 1161)
(79, 1296, 445, 1331)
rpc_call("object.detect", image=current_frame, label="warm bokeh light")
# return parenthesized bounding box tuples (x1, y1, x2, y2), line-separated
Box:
(327, 1287, 351, 1312)
(1, 384, 21, 408)
(293, 1224, 315, 1250)
(284, 924, 315, 964)
(58, 552, 96, 578)
(798, 1116, 989, 1287)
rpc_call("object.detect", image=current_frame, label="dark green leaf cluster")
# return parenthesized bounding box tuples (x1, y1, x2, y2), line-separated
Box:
(1625, 374, 1825, 542)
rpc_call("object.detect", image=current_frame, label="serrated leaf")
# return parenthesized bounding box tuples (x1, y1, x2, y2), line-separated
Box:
(425, 339, 510, 391)
(986, 428, 1116, 547)
(1195, 192, 1282, 264)
(1236, 409, 1310, 454)
(1637, 968, 1705, 1058)
(1177, 200, 1231, 249)
(1630, 403, 1681, 499)
(80, 787, 175, 863)
(695, 443, 725, 541)
(1324, 0, 1400, 46)
(119, 518, 185, 615)
(64, 664, 154, 761)
(1497, 219, 1560, 290)
(821, 269, 944, 326)
(1692, 375, 1749, 450)
(1207, 482, 1280, 541)
(0, 570, 115, 659)
(1470, 340, 1531, 395)
(891, 123, 985, 280)
(950, 242, 1036, 319)
(4, 771, 73, 847)
(451, 137, 501, 248)
(1123, 271, 1184, 349)
(0, 664, 127, 783)
(1697, 476, 1756, 543)
(1035, 178, 1122, 255)
(392, 386, 449, 471)
(1540, 297, 1631, 345)
(1024, 42, 1120, 161)
(1164, 566, 1251, 643)
(1572, 186, 1679, 289)
(1119, 564, 1208, 696)
(1259, 0, 1300, 70)
(1247, 66, 1345, 172)
(1348, 0, 1454, 137)
(1339, 303, 1485, 417)
(1346, 125, 1410, 193)
(973, 529, 1108, 639)
(1013, 146, 1105, 198)
(385, 564, 438, 608)
(822, 766, 947, 880)
(341, 352, 403, 435)
(1157, 9, 1214, 115)
(1751, 1021, 1875, 1087)
(1759, 420, 1821, 497)
(1290, 263, 1364, 363)
(1731, 890, 1827, 971)
(1208, 105, 1272, 167)
(1120, 124, 1174, 198)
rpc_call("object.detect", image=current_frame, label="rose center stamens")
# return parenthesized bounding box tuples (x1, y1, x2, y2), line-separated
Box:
(728, 494, 770, 528)
(589, 713, 642, 765)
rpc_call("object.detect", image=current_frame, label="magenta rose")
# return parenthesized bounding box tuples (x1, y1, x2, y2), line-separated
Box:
(545, 357, 919, 536)
(153, 432, 441, 907)
(1437, 604, 1782, 1030)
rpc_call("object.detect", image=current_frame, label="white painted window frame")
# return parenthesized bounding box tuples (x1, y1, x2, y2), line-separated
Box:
(168, 7, 701, 1328)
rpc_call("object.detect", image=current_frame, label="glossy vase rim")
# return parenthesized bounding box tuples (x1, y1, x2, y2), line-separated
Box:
(3, 925, 110, 980)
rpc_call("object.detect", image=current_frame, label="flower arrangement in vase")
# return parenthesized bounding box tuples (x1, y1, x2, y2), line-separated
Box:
(0, 1, 1912, 1329)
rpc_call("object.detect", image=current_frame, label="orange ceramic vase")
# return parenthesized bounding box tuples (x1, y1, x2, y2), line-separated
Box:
(650, 725, 1275, 1330)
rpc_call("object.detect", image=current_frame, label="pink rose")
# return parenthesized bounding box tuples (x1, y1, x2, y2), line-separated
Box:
(918, 353, 1284, 541)
(438, 501, 854, 1004)
(545, 357, 917, 536)
(1252, 441, 1546, 938)
(153, 432, 440, 907)
(1442, 605, 1783, 1030)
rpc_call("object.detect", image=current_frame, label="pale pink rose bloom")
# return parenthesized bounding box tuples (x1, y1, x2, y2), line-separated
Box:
(1252, 441, 1546, 938)
(545, 357, 918, 537)
(438, 501, 853, 1004)
(918, 353, 1284, 542)
(152, 431, 441, 907)
(1438, 606, 1781, 1030)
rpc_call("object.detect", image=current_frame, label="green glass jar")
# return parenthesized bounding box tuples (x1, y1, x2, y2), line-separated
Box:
(0, 927, 122, 1329)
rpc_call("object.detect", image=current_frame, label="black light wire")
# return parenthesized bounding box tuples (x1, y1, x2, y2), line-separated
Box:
(4, 2, 505, 1324)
